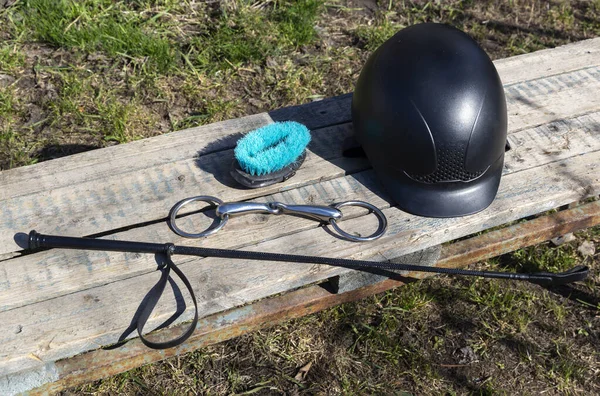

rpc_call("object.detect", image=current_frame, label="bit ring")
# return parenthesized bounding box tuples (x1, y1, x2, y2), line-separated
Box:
(329, 201, 388, 242)
(169, 196, 227, 238)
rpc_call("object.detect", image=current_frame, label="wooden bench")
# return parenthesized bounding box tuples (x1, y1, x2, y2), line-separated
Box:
(1, 38, 599, 395)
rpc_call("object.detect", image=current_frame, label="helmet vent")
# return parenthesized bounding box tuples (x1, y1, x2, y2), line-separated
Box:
(406, 144, 485, 184)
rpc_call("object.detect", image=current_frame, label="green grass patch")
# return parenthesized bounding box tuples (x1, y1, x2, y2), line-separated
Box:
(0, 45, 25, 74)
(189, 11, 277, 71)
(467, 280, 537, 334)
(42, 68, 149, 143)
(504, 34, 548, 56)
(0, 85, 33, 170)
(546, 342, 587, 387)
(382, 283, 434, 313)
(0, 86, 15, 117)
(273, 0, 323, 46)
(544, 295, 568, 324)
(96, 96, 137, 143)
(20, 0, 177, 73)
(511, 243, 578, 273)
(188, 0, 323, 72)
(546, 2, 576, 30)
(0, 127, 38, 169)
(355, 18, 402, 51)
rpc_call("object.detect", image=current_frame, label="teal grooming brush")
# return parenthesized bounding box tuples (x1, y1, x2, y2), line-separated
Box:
(231, 121, 311, 188)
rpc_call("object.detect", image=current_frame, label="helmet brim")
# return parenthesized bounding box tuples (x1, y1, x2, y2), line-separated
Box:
(375, 153, 504, 218)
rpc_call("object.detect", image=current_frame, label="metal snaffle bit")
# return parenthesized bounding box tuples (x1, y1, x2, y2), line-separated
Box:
(168, 196, 387, 242)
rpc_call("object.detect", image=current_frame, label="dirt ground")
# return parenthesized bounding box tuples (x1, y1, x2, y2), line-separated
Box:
(1, 0, 599, 394)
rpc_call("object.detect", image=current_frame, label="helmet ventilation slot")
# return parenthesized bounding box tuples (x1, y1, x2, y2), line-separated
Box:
(405, 143, 486, 184)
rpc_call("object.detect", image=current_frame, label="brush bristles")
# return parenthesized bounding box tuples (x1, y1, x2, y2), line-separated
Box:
(234, 121, 311, 176)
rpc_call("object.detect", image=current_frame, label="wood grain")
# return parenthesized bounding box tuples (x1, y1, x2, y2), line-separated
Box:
(493, 37, 600, 85)
(1, 111, 599, 314)
(505, 66, 600, 132)
(1, 64, 599, 256)
(1, 145, 598, 377)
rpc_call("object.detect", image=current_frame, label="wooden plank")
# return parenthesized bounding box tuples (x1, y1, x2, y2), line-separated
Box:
(1, 147, 598, 378)
(1, 113, 598, 315)
(1, 65, 599, 257)
(14, 201, 600, 396)
(0, 123, 367, 256)
(2, 111, 599, 314)
(505, 66, 600, 132)
(493, 37, 600, 85)
(3, 38, 596, 208)
(505, 112, 600, 171)
(0, 91, 355, 202)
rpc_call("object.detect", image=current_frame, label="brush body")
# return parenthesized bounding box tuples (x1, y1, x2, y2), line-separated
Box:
(231, 121, 311, 188)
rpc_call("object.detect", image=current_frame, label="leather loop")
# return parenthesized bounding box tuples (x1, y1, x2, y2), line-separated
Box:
(136, 247, 199, 349)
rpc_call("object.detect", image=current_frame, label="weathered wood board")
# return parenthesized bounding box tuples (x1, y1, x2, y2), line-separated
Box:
(1, 39, 599, 256)
(0, 63, 597, 257)
(0, 38, 599, 393)
(2, 148, 599, 379)
(2, 111, 599, 314)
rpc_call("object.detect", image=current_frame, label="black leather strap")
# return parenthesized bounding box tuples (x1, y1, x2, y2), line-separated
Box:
(136, 245, 199, 349)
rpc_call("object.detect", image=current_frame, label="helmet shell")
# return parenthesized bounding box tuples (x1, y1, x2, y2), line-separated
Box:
(352, 23, 507, 217)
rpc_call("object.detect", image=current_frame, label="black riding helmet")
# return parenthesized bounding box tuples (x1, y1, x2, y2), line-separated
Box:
(352, 23, 507, 217)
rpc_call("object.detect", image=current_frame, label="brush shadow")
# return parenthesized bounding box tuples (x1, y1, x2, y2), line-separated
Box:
(268, 95, 362, 183)
(194, 133, 248, 189)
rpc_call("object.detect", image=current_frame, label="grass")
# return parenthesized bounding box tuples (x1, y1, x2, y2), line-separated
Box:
(187, 0, 324, 72)
(0, 126, 38, 168)
(20, 0, 177, 74)
(511, 242, 580, 273)
(355, 17, 403, 51)
(1, 0, 599, 394)
(0, 85, 15, 116)
(0, 44, 25, 73)
(15, 0, 324, 76)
